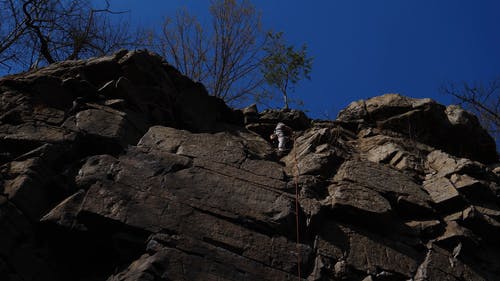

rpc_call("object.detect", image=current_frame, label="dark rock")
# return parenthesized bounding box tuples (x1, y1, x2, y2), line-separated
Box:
(404, 220, 442, 238)
(242, 103, 258, 115)
(0, 197, 59, 281)
(315, 222, 421, 279)
(1, 51, 500, 281)
(325, 182, 393, 218)
(357, 134, 431, 175)
(259, 108, 311, 130)
(414, 244, 489, 281)
(337, 94, 497, 164)
(0, 122, 76, 144)
(282, 127, 351, 177)
(422, 176, 465, 213)
(426, 150, 484, 178)
(0, 143, 74, 220)
(40, 189, 86, 229)
(334, 160, 433, 216)
(75, 108, 143, 147)
(337, 94, 436, 122)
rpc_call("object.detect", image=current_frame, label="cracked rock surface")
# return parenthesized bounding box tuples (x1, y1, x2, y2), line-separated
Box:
(1, 51, 499, 281)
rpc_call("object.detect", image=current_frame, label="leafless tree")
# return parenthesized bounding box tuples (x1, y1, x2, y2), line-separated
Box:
(157, 9, 209, 84)
(154, 0, 266, 105)
(443, 78, 500, 140)
(0, 0, 142, 73)
(0, 0, 30, 70)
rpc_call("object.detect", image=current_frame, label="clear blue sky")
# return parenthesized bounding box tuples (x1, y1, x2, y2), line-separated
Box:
(114, 1, 500, 118)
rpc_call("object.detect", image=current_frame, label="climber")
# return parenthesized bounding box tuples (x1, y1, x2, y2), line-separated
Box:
(270, 122, 293, 155)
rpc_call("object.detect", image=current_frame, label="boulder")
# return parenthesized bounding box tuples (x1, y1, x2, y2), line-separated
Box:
(422, 176, 465, 212)
(334, 160, 433, 216)
(259, 109, 311, 130)
(337, 94, 498, 164)
(325, 183, 393, 218)
(337, 93, 437, 122)
(426, 150, 484, 178)
(357, 134, 431, 174)
(75, 108, 143, 147)
(282, 127, 351, 177)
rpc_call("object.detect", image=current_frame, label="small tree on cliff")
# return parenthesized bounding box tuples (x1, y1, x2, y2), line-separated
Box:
(261, 32, 312, 109)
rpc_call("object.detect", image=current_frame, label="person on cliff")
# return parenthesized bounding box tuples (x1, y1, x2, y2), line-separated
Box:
(270, 122, 293, 156)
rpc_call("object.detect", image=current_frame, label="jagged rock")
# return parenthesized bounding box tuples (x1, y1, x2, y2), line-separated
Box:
(426, 150, 484, 178)
(345, 230, 420, 278)
(337, 94, 498, 164)
(450, 174, 483, 193)
(337, 93, 436, 122)
(405, 219, 442, 238)
(444, 206, 476, 223)
(492, 165, 500, 177)
(110, 233, 303, 281)
(137, 125, 274, 163)
(40, 189, 86, 229)
(61, 127, 309, 278)
(0, 122, 76, 144)
(434, 221, 480, 248)
(414, 244, 489, 281)
(282, 127, 351, 177)
(75, 108, 143, 147)
(0, 143, 73, 220)
(75, 154, 119, 188)
(242, 104, 259, 125)
(425, 151, 500, 207)
(334, 160, 433, 216)
(259, 109, 311, 130)
(365, 141, 401, 163)
(422, 176, 465, 212)
(316, 222, 421, 279)
(325, 183, 393, 218)
(107, 252, 168, 281)
(244, 108, 311, 140)
(1, 51, 500, 281)
(358, 134, 431, 175)
(445, 104, 477, 127)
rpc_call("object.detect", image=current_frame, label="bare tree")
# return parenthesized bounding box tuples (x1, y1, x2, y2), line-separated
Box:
(0, 0, 30, 70)
(155, 0, 266, 105)
(0, 0, 141, 72)
(443, 78, 500, 140)
(157, 9, 209, 83)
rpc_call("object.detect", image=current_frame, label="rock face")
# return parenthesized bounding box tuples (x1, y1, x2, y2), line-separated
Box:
(0, 51, 499, 281)
(337, 94, 497, 164)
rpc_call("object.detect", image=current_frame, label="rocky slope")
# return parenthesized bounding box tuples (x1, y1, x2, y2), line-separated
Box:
(1, 50, 500, 281)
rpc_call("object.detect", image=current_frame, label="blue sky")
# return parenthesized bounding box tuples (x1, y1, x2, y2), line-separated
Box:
(108, 1, 500, 118)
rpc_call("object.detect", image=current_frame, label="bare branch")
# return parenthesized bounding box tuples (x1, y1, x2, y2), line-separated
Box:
(154, 0, 267, 105)
(444, 78, 500, 139)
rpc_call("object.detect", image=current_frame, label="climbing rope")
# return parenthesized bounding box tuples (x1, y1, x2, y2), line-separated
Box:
(291, 135, 302, 280)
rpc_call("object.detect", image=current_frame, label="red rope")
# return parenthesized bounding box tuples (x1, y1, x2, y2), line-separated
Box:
(292, 136, 302, 280)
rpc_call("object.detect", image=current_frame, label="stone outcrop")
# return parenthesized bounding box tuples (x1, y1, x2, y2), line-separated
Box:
(337, 94, 497, 164)
(1, 51, 499, 281)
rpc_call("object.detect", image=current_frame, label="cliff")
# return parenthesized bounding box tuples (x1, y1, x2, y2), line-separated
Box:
(1, 50, 499, 281)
